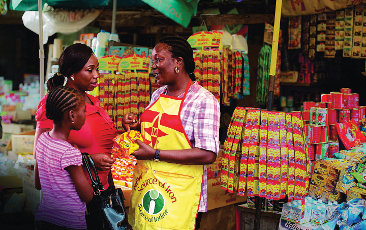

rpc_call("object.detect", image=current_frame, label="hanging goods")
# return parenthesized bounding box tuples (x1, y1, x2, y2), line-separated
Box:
(82, 153, 128, 230)
(256, 45, 272, 105)
(221, 108, 309, 201)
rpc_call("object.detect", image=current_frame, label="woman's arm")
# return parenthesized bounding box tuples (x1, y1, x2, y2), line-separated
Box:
(34, 127, 50, 189)
(34, 161, 41, 190)
(65, 165, 93, 203)
(132, 140, 216, 165)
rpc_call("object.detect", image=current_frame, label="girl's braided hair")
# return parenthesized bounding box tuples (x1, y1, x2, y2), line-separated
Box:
(46, 86, 84, 122)
(158, 36, 196, 81)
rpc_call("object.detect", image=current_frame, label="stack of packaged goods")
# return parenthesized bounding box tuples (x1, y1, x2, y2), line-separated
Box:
(280, 145, 366, 229)
(110, 130, 145, 188)
(280, 197, 366, 229)
(302, 88, 366, 178)
(308, 159, 354, 203)
(219, 107, 309, 208)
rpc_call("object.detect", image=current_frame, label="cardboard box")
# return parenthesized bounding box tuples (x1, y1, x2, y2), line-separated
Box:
(15, 103, 32, 121)
(6, 130, 35, 156)
(207, 177, 246, 210)
(11, 134, 35, 154)
(2, 123, 34, 134)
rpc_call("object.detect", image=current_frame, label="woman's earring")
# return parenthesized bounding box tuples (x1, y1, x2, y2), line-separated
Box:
(71, 121, 75, 124)
(175, 67, 179, 73)
(70, 76, 75, 81)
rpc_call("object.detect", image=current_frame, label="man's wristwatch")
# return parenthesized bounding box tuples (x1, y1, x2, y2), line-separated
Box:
(154, 149, 160, 162)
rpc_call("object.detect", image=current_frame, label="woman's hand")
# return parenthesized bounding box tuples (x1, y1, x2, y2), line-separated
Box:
(90, 153, 115, 171)
(131, 140, 155, 160)
(122, 113, 140, 132)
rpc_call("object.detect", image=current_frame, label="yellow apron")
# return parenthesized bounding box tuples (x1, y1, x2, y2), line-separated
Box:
(129, 81, 203, 230)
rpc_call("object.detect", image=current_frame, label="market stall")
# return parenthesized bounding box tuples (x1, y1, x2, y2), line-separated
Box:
(4, 0, 366, 229)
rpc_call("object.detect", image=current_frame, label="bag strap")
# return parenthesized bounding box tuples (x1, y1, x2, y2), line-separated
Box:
(82, 152, 104, 195)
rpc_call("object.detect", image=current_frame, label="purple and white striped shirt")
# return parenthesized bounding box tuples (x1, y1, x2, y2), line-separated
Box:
(150, 81, 220, 212)
(35, 132, 86, 229)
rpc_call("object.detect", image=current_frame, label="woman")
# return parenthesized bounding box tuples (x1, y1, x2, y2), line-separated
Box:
(124, 36, 220, 230)
(34, 43, 117, 229)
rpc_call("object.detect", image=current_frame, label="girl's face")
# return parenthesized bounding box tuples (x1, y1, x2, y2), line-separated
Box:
(72, 101, 86, 130)
(72, 55, 100, 92)
(151, 44, 178, 86)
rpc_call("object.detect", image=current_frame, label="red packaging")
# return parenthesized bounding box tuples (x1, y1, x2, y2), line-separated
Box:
(302, 110, 310, 121)
(328, 109, 337, 125)
(351, 108, 360, 123)
(343, 93, 353, 109)
(320, 126, 328, 143)
(316, 102, 327, 108)
(303, 124, 310, 143)
(360, 106, 366, 120)
(329, 124, 338, 141)
(328, 141, 339, 158)
(304, 101, 316, 110)
(331, 92, 343, 109)
(315, 143, 328, 160)
(336, 121, 366, 149)
(340, 88, 351, 94)
(321, 94, 331, 103)
(339, 109, 351, 123)
(308, 144, 315, 161)
(353, 93, 359, 107)
(310, 125, 321, 144)
(292, 111, 302, 119)
(327, 102, 333, 109)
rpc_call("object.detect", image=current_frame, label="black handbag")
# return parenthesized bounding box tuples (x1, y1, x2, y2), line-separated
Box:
(82, 153, 128, 230)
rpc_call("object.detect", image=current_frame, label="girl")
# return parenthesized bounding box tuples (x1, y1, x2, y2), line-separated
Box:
(34, 86, 93, 230)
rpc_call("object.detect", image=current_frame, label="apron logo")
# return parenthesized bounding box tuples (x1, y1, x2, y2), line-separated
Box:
(143, 189, 165, 215)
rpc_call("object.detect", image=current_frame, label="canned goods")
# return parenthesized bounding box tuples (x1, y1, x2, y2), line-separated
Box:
(331, 92, 343, 109)
(321, 94, 331, 103)
(327, 102, 333, 109)
(315, 143, 329, 160)
(309, 161, 315, 174)
(351, 108, 360, 123)
(328, 109, 337, 125)
(292, 111, 302, 119)
(308, 144, 315, 161)
(329, 124, 338, 141)
(304, 101, 316, 110)
(310, 108, 328, 126)
(321, 126, 328, 143)
(353, 93, 359, 107)
(303, 124, 310, 143)
(338, 109, 351, 123)
(316, 102, 327, 108)
(310, 125, 321, 144)
(340, 88, 351, 94)
(343, 93, 353, 109)
(302, 110, 310, 121)
(360, 106, 366, 120)
(328, 141, 340, 157)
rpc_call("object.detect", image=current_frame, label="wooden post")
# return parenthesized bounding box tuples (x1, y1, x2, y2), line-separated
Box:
(38, 0, 44, 97)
